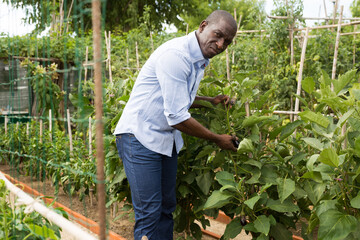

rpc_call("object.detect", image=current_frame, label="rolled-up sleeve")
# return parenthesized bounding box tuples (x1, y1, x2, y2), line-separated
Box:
(155, 50, 192, 126)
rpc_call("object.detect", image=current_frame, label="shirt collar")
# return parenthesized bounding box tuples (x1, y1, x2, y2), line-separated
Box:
(188, 31, 209, 69)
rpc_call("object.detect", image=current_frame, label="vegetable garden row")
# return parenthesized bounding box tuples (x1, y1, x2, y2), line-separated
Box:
(1, 1, 360, 239)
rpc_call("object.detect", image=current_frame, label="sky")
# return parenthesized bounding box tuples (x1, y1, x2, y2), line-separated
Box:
(0, 0, 355, 36)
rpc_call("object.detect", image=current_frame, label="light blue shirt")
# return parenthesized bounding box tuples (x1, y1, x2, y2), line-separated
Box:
(114, 31, 209, 156)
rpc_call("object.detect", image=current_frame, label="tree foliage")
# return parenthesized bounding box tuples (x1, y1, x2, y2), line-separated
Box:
(3, 0, 265, 33)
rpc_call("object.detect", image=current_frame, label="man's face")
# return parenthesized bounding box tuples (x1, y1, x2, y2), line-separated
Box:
(197, 19, 236, 59)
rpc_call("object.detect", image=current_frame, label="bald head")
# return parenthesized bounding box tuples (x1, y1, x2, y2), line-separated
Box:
(196, 10, 237, 58)
(206, 10, 237, 33)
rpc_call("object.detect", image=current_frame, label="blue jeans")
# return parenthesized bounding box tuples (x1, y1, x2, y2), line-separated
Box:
(115, 134, 178, 240)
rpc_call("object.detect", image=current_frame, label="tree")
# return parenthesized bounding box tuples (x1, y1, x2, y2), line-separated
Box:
(351, 0, 360, 17)
(179, 0, 266, 32)
(3, 0, 265, 34)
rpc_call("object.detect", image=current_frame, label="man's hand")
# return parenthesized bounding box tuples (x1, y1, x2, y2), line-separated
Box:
(211, 95, 229, 105)
(214, 134, 238, 151)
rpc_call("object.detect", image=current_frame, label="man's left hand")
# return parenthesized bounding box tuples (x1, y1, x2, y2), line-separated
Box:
(212, 95, 230, 107)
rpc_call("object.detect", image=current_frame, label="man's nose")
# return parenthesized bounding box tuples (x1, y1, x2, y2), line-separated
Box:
(216, 38, 225, 50)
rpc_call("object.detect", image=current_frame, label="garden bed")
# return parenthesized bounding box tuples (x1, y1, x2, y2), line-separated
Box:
(0, 163, 234, 240)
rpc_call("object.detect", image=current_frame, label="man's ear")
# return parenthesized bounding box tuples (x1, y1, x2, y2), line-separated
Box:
(198, 20, 208, 33)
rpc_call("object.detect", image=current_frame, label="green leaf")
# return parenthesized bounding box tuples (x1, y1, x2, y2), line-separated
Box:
(237, 138, 254, 153)
(242, 116, 272, 128)
(303, 180, 326, 205)
(298, 110, 330, 128)
(302, 137, 324, 151)
(318, 210, 357, 240)
(279, 120, 303, 142)
(315, 200, 338, 217)
(107, 168, 126, 190)
(266, 198, 299, 213)
(269, 222, 293, 240)
(244, 159, 262, 169)
(350, 192, 360, 209)
(244, 195, 261, 210)
(195, 145, 215, 160)
(203, 190, 232, 209)
(26, 224, 59, 239)
(277, 178, 295, 203)
(337, 109, 355, 128)
(301, 171, 322, 183)
(306, 154, 320, 171)
(318, 148, 339, 167)
(223, 218, 243, 239)
(332, 69, 357, 95)
(302, 76, 315, 94)
(190, 222, 202, 240)
(254, 215, 271, 236)
(216, 171, 236, 187)
(196, 172, 212, 195)
(352, 89, 360, 100)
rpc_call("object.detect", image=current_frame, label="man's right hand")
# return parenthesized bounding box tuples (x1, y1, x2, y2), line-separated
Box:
(214, 134, 238, 152)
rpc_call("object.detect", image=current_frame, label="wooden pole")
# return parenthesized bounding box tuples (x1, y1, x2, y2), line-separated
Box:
(108, 31, 112, 83)
(89, 117, 92, 157)
(353, 26, 357, 66)
(65, 0, 74, 33)
(150, 31, 154, 53)
(126, 48, 129, 67)
(4, 116, 7, 134)
(84, 46, 89, 84)
(40, 119, 43, 144)
(294, 27, 310, 121)
(323, 0, 329, 27)
(49, 109, 52, 141)
(293, 21, 360, 31)
(226, 48, 230, 81)
(331, 5, 343, 88)
(186, 24, 189, 35)
(67, 109, 73, 154)
(92, 0, 106, 238)
(333, 0, 338, 25)
(238, 15, 242, 30)
(135, 41, 140, 69)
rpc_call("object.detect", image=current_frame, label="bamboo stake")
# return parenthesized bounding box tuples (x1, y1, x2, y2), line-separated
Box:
(150, 31, 154, 53)
(67, 109, 73, 154)
(290, 95, 294, 122)
(186, 24, 189, 35)
(126, 49, 129, 67)
(84, 46, 89, 84)
(226, 48, 230, 81)
(294, 27, 310, 121)
(89, 117, 92, 157)
(294, 21, 360, 31)
(5, 116, 7, 134)
(238, 15, 242, 30)
(49, 109, 52, 141)
(108, 31, 112, 83)
(331, 5, 343, 88)
(40, 119, 43, 144)
(353, 26, 357, 66)
(135, 41, 140, 69)
(333, 0, 338, 26)
(65, 0, 74, 33)
(16, 122, 19, 131)
(92, 0, 106, 238)
(59, 0, 64, 36)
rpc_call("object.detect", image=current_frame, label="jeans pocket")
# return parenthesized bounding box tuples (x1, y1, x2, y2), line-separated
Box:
(115, 136, 124, 160)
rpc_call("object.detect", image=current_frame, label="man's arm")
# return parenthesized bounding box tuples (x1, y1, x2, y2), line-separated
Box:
(172, 117, 237, 151)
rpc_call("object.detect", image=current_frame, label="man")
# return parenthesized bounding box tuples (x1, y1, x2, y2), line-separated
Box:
(114, 10, 238, 240)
